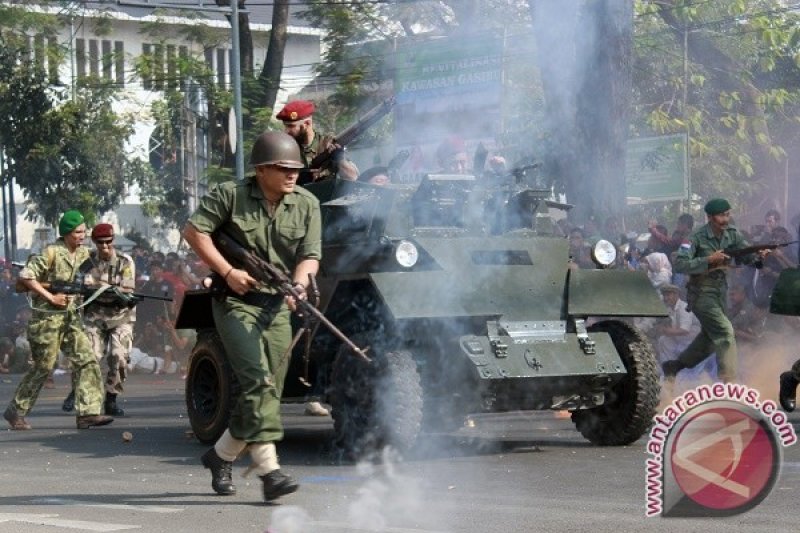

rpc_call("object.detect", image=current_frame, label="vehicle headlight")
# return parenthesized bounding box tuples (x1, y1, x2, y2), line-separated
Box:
(394, 240, 419, 268)
(592, 239, 617, 267)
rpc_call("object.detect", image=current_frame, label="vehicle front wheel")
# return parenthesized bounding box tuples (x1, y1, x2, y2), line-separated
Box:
(185, 332, 237, 444)
(329, 334, 423, 459)
(572, 320, 660, 445)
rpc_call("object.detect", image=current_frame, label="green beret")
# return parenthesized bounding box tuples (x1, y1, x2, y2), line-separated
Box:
(704, 198, 731, 216)
(58, 210, 85, 236)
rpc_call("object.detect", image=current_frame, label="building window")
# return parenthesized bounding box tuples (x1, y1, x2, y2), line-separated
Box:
(48, 37, 59, 83)
(143, 42, 190, 91)
(216, 48, 226, 88)
(76, 38, 86, 79)
(115, 41, 124, 85)
(76, 37, 125, 87)
(142, 43, 152, 89)
(88, 39, 99, 77)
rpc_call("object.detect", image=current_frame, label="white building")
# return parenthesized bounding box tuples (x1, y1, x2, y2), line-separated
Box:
(2, 0, 323, 255)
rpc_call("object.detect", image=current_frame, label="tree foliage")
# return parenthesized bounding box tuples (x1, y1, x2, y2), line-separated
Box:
(0, 26, 141, 226)
(634, 0, 800, 219)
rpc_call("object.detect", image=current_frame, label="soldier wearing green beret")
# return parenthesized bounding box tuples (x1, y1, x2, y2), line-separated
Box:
(3, 210, 114, 430)
(184, 131, 321, 502)
(662, 198, 770, 385)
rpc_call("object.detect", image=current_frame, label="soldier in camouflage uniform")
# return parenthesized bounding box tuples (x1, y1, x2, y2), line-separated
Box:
(662, 198, 769, 384)
(3, 210, 113, 430)
(62, 223, 136, 416)
(184, 131, 321, 502)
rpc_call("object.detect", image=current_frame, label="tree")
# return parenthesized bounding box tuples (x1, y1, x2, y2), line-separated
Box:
(635, 0, 800, 222)
(260, 0, 290, 111)
(0, 28, 142, 226)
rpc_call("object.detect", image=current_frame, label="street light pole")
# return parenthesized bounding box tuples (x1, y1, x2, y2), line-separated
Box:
(230, 1, 245, 181)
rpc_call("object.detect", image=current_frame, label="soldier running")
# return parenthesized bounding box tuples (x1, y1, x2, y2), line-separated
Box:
(61, 223, 136, 416)
(184, 131, 321, 502)
(3, 210, 113, 430)
(662, 198, 770, 384)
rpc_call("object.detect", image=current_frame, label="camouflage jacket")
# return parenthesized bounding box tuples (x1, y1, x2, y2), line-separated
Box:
(19, 239, 90, 312)
(299, 130, 337, 181)
(81, 250, 137, 326)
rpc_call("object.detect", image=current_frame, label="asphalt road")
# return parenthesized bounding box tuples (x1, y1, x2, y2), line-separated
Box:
(0, 372, 798, 533)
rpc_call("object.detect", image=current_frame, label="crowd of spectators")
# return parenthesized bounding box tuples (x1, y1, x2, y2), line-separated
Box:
(0, 246, 209, 377)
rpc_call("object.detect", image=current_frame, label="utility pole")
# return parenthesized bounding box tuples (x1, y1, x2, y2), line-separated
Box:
(0, 149, 18, 261)
(230, 0, 245, 181)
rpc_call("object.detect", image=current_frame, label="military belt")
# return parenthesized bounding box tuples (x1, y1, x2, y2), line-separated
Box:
(235, 291, 283, 308)
(689, 269, 726, 283)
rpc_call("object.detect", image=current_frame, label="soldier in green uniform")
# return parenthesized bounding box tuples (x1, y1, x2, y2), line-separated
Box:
(61, 223, 137, 416)
(276, 99, 359, 184)
(183, 131, 321, 502)
(3, 210, 113, 430)
(662, 198, 769, 384)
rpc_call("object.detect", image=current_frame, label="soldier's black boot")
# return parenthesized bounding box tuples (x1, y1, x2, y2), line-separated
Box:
(62, 391, 75, 412)
(104, 392, 125, 416)
(779, 372, 798, 412)
(201, 448, 236, 495)
(260, 470, 299, 502)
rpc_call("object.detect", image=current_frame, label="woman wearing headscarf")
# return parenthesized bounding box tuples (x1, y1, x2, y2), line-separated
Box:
(644, 252, 673, 289)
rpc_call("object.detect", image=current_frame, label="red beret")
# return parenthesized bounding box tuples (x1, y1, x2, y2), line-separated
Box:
(92, 223, 114, 241)
(276, 100, 315, 122)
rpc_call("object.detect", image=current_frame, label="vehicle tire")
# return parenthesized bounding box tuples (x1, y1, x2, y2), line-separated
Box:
(185, 332, 238, 444)
(330, 335, 423, 459)
(571, 320, 660, 446)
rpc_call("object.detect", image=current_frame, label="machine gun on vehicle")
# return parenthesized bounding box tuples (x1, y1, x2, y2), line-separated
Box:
(212, 231, 370, 363)
(304, 96, 396, 180)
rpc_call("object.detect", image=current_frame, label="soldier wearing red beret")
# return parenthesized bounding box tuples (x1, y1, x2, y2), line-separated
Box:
(276, 100, 359, 183)
(61, 222, 137, 418)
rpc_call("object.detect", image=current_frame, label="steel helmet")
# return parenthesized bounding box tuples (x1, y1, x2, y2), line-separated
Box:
(250, 131, 304, 169)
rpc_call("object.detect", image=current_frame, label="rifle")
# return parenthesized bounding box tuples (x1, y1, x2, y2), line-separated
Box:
(307, 96, 396, 173)
(723, 241, 798, 259)
(212, 231, 371, 363)
(41, 280, 173, 306)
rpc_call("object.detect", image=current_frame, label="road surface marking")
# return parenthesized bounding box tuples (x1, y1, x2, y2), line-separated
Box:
(32, 497, 184, 513)
(0, 513, 140, 531)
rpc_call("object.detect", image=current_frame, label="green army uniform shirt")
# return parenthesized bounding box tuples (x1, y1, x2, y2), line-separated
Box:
(188, 176, 322, 291)
(673, 223, 758, 288)
(19, 240, 90, 310)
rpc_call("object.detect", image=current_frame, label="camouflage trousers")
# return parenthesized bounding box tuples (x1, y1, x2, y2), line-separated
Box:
(85, 320, 133, 395)
(7, 309, 104, 417)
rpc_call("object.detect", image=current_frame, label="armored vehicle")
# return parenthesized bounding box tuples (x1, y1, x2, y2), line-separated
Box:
(177, 175, 667, 457)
